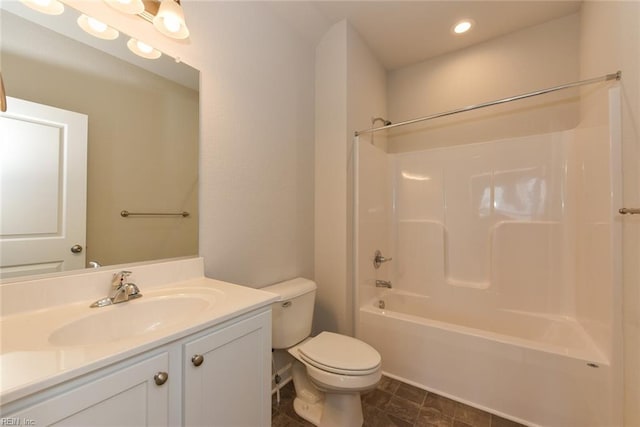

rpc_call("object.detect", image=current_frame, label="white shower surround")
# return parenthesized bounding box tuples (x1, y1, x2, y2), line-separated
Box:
(354, 87, 622, 426)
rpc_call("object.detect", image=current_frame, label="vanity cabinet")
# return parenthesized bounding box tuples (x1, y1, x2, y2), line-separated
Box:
(4, 352, 170, 426)
(1, 307, 271, 427)
(183, 309, 272, 426)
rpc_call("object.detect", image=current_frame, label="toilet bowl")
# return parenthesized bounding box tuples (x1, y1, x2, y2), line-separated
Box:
(262, 278, 382, 427)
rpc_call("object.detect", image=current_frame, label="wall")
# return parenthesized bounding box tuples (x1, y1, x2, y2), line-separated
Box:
(387, 13, 580, 152)
(193, 2, 315, 287)
(314, 20, 387, 335)
(314, 20, 348, 334)
(579, 2, 640, 425)
(1, 11, 198, 267)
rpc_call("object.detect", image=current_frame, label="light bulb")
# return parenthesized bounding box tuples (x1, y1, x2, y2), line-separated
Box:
(127, 38, 161, 59)
(162, 14, 182, 33)
(153, 0, 189, 39)
(104, 0, 144, 15)
(77, 14, 119, 40)
(20, 0, 64, 15)
(87, 17, 108, 33)
(136, 41, 153, 54)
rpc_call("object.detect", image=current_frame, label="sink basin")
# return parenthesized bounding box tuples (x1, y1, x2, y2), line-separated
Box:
(49, 294, 214, 347)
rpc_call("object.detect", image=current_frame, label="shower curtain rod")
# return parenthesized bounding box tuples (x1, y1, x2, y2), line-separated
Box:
(354, 71, 621, 137)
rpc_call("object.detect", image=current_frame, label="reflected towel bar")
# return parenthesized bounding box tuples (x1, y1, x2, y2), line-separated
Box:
(121, 210, 190, 217)
(619, 208, 640, 215)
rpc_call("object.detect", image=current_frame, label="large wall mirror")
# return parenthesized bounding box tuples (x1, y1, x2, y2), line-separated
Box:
(0, 2, 199, 280)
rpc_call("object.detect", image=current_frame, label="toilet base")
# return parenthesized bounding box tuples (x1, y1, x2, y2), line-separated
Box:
(293, 396, 323, 425)
(293, 394, 364, 427)
(318, 392, 363, 427)
(290, 359, 365, 427)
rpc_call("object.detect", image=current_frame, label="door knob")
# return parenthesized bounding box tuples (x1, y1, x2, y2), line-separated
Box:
(70, 244, 83, 254)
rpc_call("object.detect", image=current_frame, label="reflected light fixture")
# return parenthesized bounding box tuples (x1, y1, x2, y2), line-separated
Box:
(153, 0, 190, 39)
(20, 0, 64, 15)
(452, 19, 474, 35)
(127, 38, 162, 59)
(104, 0, 144, 15)
(77, 14, 120, 40)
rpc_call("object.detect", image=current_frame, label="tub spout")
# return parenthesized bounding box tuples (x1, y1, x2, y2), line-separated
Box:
(376, 280, 392, 288)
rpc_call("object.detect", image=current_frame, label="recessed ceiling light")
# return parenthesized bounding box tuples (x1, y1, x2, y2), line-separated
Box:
(452, 19, 474, 35)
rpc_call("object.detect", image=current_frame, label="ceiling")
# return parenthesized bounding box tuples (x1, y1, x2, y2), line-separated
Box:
(268, 1, 582, 70)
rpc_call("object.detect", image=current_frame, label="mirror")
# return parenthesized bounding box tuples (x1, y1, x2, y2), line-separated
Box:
(0, 2, 199, 279)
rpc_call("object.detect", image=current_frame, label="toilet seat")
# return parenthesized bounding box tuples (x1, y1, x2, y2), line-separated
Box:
(298, 332, 381, 376)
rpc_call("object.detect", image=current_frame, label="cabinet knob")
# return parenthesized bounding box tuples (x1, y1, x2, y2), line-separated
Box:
(154, 371, 169, 386)
(191, 354, 204, 367)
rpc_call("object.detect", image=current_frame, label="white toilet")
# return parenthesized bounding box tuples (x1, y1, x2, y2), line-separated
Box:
(263, 278, 382, 427)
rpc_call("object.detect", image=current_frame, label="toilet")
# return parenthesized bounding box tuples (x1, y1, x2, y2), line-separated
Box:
(263, 278, 381, 427)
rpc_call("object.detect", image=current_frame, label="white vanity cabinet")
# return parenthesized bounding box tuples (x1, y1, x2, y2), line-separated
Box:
(183, 308, 272, 426)
(3, 352, 171, 426)
(1, 306, 272, 427)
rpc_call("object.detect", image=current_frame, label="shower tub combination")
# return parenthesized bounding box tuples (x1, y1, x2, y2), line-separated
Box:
(354, 87, 622, 427)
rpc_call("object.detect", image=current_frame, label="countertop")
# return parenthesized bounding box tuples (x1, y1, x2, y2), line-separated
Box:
(0, 275, 277, 406)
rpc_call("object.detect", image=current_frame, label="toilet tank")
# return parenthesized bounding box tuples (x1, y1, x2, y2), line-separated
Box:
(261, 278, 316, 349)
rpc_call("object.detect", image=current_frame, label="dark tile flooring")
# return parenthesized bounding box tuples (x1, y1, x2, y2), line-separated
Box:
(271, 376, 526, 427)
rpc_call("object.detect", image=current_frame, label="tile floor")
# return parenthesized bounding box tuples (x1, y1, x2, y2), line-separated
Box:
(271, 376, 526, 427)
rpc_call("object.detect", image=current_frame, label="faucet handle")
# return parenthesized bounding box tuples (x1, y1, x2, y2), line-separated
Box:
(373, 250, 393, 269)
(112, 270, 132, 287)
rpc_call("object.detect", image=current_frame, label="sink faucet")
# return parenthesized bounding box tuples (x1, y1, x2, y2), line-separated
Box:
(375, 280, 392, 288)
(90, 271, 142, 308)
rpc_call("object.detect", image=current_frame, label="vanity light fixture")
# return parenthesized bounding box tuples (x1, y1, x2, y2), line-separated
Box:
(104, 0, 144, 15)
(127, 38, 162, 59)
(452, 19, 474, 35)
(77, 14, 120, 40)
(20, 0, 64, 15)
(153, 0, 190, 39)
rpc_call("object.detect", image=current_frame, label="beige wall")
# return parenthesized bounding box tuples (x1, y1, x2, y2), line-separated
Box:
(579, 2, 640, 425)
(387, 13, 581, 152)
(1, 12, 198, 268)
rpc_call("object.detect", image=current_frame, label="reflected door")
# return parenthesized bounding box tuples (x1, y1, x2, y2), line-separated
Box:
(0, 97, 87, 278)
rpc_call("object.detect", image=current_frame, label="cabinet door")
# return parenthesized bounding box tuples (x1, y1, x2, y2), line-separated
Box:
(6, 353, 170, 426)
(184, 310, 271, 427)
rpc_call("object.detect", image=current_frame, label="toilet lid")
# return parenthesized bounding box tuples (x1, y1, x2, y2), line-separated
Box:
(298, 332, 381, 376)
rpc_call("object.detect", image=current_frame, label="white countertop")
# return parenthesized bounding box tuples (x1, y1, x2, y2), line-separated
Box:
(0, 259, 278, 406)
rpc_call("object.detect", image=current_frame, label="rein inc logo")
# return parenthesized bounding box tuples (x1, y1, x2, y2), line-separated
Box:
(0, 418, 35, 426)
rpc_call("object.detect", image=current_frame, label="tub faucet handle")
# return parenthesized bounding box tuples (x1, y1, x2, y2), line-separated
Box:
(374, 250, 392, 269)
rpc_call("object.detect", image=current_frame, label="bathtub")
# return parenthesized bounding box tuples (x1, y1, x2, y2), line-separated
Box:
(358, 291, 616, 427)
